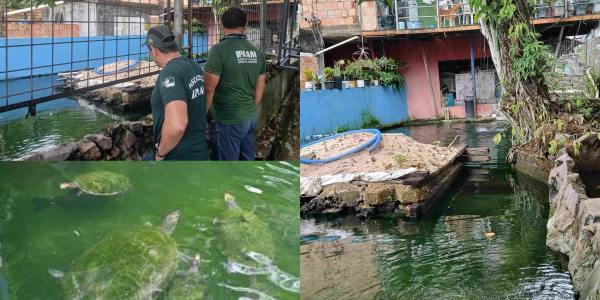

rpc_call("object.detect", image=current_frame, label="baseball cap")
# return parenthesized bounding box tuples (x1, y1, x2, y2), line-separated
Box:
(142, 24, 177, 48)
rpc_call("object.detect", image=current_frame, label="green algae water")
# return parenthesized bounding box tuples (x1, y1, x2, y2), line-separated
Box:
(300, 121, 575, 300)
(0, 161, 299, 300)
(0, 76, 151, 161)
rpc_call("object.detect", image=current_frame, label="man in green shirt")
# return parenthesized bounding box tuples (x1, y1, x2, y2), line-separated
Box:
(205, 7, 267, 161)
(142, 24, 209, 161)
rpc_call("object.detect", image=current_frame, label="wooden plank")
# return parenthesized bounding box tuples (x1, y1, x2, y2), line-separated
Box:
(466, 168, 490, 175)
(448, 135, 460, 148)
(457, 155, 490, 162)
(402, 175, 428, 186)
(417, 162, 465, 218)
(430, 144, 467, 177)
(465, 147, 489, 155)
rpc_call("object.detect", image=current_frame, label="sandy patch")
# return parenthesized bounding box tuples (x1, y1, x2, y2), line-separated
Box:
(300, 133, 461, 177)
(76, 61, 160, 88)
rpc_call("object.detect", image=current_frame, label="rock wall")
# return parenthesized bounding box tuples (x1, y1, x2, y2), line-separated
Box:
(547, 147, 600, 297)
(21, 116, 154, 161)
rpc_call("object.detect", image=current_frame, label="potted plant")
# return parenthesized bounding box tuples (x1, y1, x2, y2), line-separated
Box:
(375, 57, 407, 91)
(335, 60, 346, 89)
(314, 74, 323, 90)
(324, 67, 335, 90)
(343, 61, 359, 88)
(303, 69, 314, 91)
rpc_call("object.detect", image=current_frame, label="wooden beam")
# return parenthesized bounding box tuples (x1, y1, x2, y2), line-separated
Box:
(448, 135, 460, 148)
(465, 147, 490, 155)
(466, 168, 490, 175)
(421, 41, 440, 119)
(430, 144, 467, 177)
(457, 155, 490, 162)
(361, 14, 600, 37)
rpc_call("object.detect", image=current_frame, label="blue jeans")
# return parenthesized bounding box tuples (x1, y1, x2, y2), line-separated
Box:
(209, 116, 257, 161)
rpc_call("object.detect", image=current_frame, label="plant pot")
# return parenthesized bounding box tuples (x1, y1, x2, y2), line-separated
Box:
(349, 81, 357, 88)
(553, 0, 565, 17)
(314, 83, 322, 90)
(333, 76, 343, 89)
(537, 6, 549, 18)
(304, 82, 313, 91)
(364, 79, 371, 87)
(357, 80, 365, 88)
(372, 80, 379, 86)
(324, 81, 334, 90)
(342, 81, 350, 88)
(575, 1, 588, 15)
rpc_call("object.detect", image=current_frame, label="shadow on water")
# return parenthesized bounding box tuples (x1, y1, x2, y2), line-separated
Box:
(0, 161, 300, 300)
(0, 76, 151, 161)
(300, 121, 575, 300)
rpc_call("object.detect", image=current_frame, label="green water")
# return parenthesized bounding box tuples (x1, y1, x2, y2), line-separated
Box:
(0, 161, 299, 300)
(0, 76, 151, 161)
(301, 122, 575, 300)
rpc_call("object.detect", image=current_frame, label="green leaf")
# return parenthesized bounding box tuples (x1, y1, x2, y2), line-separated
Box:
(493, 133, 502, 144)
(549, 140, 558, 154)
(534, 129, 540, 139)
(511, 128, 516, 136)
(558, 119, 563, 131)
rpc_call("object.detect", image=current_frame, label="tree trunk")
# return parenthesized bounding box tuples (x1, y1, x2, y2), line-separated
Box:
(477, 0, 559, 146)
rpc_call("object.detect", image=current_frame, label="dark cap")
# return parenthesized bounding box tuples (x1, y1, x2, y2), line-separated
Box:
(142, 24, 177, 48)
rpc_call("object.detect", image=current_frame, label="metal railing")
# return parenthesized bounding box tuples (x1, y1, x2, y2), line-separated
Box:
(276, 0, 298, 71)
(0, 0, 295, 115)
(374, 0, 600, 31)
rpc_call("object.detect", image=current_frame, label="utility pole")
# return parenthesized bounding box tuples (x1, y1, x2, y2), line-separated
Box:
(260, 0, 266, 54)
(174, 0, 183, 54)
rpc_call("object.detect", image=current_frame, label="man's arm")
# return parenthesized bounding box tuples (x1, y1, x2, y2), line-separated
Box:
(205, 72, 220, 114)
(254, 74, 266, 108)
(156, 100, 188, 160)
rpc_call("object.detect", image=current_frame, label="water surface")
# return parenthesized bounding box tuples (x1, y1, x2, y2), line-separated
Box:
(0, 76, 151, 160)
(0, 161, 299, 300)
(300, 121, 574, 300)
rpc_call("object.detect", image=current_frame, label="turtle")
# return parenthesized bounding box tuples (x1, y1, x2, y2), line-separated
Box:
(33, 171, 131, 212)
(215, 192, 275, 268)
(60, 171, 132, 196)
(166, 254, 207, 300)
(59, 211, 181, 300)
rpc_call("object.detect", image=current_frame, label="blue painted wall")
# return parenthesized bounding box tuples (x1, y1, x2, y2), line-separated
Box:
(0, 34, 208, 79)
(300, 85, 409, 141)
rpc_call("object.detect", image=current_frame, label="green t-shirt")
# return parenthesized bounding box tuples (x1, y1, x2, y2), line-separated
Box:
(205, 34, 267, 125)
(151, 56, 208, 161)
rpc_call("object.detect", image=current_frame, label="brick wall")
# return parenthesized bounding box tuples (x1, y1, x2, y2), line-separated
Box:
(1, 23, 80, 38)
(300, 53, 318, 91)
(299, 0, 357, 28)
(359, 0, 377, 31)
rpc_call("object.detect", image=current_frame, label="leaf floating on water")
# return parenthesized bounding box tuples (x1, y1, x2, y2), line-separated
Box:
(48, 268, 64, 278)
(244, 185, 263, 195)
(484, 232, 495, 238)
(73, 231, 80, 237)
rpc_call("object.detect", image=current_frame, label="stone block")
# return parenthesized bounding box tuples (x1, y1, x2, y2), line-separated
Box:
(122, 92, 140, 103)
(578, 199, 600, 232)
(77, 140, 101, 160)
(84, 134, 112, 150)
(107, 89, 121, 102)
(364, 185, 393, 206)
(42, 142, 77, 161)
(321, 183, 360, 204)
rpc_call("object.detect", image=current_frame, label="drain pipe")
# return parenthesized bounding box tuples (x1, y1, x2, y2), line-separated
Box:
(469, 35, 478, 119)
(311, 36, 359, 56)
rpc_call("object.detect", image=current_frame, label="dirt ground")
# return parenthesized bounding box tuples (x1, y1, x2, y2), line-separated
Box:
(300, 133, 461, 177)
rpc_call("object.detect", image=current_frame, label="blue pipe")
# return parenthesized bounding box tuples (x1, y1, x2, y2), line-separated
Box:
(94, 59, 140, 75)
(300, 129, 382, 164)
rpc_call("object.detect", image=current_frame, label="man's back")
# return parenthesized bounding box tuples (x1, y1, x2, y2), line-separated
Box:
(151, 56, 208, 160)
(205, 35, 266, 125)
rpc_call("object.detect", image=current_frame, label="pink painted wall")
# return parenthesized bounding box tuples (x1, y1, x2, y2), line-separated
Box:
(383, 35, 494, 120)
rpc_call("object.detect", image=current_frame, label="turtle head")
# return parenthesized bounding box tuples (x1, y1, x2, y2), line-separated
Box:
(162, 210, 180, 235)
(59, 182, 76, 189)
(224, 192, 239, 210)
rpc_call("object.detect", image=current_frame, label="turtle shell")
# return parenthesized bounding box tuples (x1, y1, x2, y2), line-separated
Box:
(167, 273, 206, 300)
(216, 208, 275, 267)
(74, 171, 131, 196)
(63, 227, 178, 300)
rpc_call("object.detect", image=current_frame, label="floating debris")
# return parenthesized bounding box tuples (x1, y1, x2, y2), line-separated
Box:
(73, 231, 80, 237)
(48, 268, 64, 278)
(262, 175, 293, 185)
(485, 232, 495, 238)
(244, 185, 263, 195)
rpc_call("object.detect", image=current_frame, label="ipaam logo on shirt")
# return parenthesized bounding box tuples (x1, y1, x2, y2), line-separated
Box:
(162, 76, 175, 88)
(235, 50, 258, 64)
